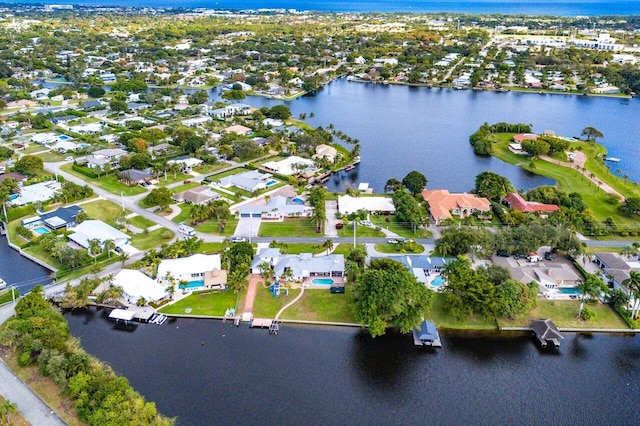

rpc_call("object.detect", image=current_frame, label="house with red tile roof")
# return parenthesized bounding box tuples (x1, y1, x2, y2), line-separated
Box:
(512, 133, 538, 143)
(422, 189, 491, 225)
(505, 192, 560, 214)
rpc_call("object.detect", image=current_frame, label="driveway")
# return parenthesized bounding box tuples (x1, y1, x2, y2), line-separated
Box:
(324, 200, 339, 237)
(235, 217, 262, 238)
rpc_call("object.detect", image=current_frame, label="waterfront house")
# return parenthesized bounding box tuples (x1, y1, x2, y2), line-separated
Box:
(21, 205, 82, 231)
(337, 195, 395, 215)
(262, 156, 315, 176)
(251, 249, 345, 282)
(237, 195, 312, 220)
(10, 180, 62, 206)
(112, 269, 167, 304)
(313, 144, 338, 163)
(68, 220, 130, 250)
(505, 193, 559, 214)
(421, 189, 490, 225)
(157, 254, 226, 290)
(512, 133, 538, 143)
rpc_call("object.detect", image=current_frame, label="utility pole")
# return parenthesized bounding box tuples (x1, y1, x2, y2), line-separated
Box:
(353, 221, 356, 249)
(120, 191, 125, 211)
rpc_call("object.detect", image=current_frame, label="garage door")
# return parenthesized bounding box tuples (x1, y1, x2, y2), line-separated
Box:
(240, 213, 250, 218)
(251, 213, 262, 218)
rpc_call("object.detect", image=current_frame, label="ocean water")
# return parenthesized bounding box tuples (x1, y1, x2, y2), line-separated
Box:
(11, 0, 640, 16)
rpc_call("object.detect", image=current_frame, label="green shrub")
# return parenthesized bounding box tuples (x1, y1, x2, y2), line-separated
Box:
(6, 204, 37, 221)
(71, 163, 98, 178)
(580, 306, 597, 321)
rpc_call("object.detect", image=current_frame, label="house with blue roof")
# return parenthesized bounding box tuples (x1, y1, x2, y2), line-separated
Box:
(21, 205, 83, 230)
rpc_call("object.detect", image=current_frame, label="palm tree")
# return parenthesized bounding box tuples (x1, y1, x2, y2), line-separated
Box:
(324, 238, 334, 254)
(0, 399, 18, 424)
(577, 277, 602, 319)
(119, 251, 130, 267)
(103, 239, 115, 259)
(88, 238, 102, 257)
(622, 271, 640, 318)
(620, 245, 636, 259)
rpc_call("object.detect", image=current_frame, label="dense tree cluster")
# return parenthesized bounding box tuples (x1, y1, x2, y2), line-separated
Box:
(469, 122, 532, 155)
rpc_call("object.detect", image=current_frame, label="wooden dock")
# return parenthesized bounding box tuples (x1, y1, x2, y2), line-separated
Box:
(250, 318, 272, 328)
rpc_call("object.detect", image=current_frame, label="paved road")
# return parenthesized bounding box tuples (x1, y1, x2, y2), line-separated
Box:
(0, 304, 67, 426)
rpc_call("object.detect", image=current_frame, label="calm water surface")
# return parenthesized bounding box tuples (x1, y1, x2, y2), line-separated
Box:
(66, 309, 640, 426)
(246, 80, 640, 193)
(0, 236, 53, 293)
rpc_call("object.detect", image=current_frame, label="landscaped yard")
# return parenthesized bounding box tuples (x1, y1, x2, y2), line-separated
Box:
(498, 299, 628, 329)
(192, 162, 230, 175)
(267, 242, 326, 255)
(194, 218, 239, 236)
(251, 284, 301, 318)
(159, 290, 239, 316)
(127, 215, 155, 230)
(171, 204, 192, 224)
(370, 215, 432, 239)
(426, 293, 498, 330)
(80, 199, 129, 225)
(36, 150, 66, 162)
(197, 242, 229, 254)
(60, 164, 146, 196)
(130, 227, 174, 250)
(337, 223, 385, 238)
(374, 243, 425, 254)
(280, 288, 356, 323)
(258, 218, 319, 237)
(155, 171, 193, 187)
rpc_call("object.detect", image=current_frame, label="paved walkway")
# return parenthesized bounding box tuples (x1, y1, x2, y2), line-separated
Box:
(242, 274, 262, 315)
(0, 304, 66, 426)
(540, 152, 625, 201)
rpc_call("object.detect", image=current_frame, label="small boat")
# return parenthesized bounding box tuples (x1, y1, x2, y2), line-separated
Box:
(344, 164, 355, 172)
(604, 157, 621, 162)
(0, 277, 6, 290)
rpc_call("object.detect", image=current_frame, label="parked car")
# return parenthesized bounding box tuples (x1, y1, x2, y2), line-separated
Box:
(544, 252, 553, 261)
(527, 255, 542, 263)
(229, 236, 247, 243)
(184, 179, 192, 184)
(335, 222, 344, 229)
(64, 156, 74, 162)
(202, 177, 212, 184)
(359, 220, 372, 227)
(497, 250, 510, 257)
(387, 238, 400, 244)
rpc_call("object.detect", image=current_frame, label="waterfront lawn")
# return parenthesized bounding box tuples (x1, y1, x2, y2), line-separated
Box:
(374, 243, 425, 254)
(0, 351, 85, 426)
(426, 293, 497, 330)
(159, 290, 238, 316)
(252, 285, 301, 318)
(280, 288, 356, 323)
(370, 215, 432, 239)
(498, 300, 628, 329)
(258, 218, 318, 237)
(337, 224, 385, 238)
(194, 218, 239, 236)
(130, 228, 173, 251)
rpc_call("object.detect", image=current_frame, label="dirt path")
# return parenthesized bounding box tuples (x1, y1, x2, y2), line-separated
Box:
(540, 152, 625, 201)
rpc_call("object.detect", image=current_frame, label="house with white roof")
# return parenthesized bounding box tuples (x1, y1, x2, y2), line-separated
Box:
(68, 220, 130, 249)
(237, 195, 312, 220)
(10, 181, 62, 206)
(85, 148, 127, 170)
(262, 156, 315, 176)
(219, 170, 272, 192)
(313, 144, 338, 163)
(337, 195, 395, 215)
(251, 249, 344, 281)
(157, 254, 226, 291)
(30, 132, 58, 145)
(112, 269, 167, 304)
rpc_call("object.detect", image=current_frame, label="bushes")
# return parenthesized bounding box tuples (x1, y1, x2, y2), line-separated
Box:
(6, 204, 37, 221)
(580, 306, 597, 321)
(71, 163, 99, 179)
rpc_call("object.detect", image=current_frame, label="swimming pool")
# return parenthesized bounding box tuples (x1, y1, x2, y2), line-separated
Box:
(430, 276, 447, 287)
(559, 287, 581, 295)
(179, 280, 205, 289)
(32, 226, 50, 235)
(9, 194, 18, 200)
(312, 278, 334, 285)
(58, 135, 71, 141)
(265, 179, 278, 187)
(292, 197, 304, 204)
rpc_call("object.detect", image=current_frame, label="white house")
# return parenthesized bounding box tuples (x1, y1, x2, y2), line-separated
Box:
(167, 157, 203, 172)
(112, 269, 167, 304)
(313, 144, 337, 163)
(68, 220, 130, 249)
(219, 170, 272, 192)
(337, 195, 395, 215)
(10, 180, 62, 206)
(251, 249, 345, 281)
(157, 254, 226, 291)
(85, 148, 127, 169)
(262, 156, 315, 176)
(237, 195, 312, 220)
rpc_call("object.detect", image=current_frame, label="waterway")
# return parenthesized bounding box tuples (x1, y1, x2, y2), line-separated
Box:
(245, 79, 640, 193)
(66, 309, 640, 426)
(11, 0, 640, 16)
(0, 235, 53, 294)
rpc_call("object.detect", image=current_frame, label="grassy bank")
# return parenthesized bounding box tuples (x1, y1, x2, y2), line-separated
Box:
(159, 290, 238, 316)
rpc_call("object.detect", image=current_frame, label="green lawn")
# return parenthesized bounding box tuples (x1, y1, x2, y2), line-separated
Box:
(171, 204, 192, 224)
(37, 151, 66, 162)
(280, 287, 357, 323)
(159, 290, 239, 316)
(130, 227, 174, 250)
(268, 242, 325, 255)
(498, 299, 628, 329)
(24, 144, 47, 154)
(330, 243, 356, 256)
(370, 215, 432, 239)
(197, 242, 229, 254)
(373, 243, 425, 254)
(80, 199, 128, 225)
(337, 224, 385, 238)
(169, 181, 202, 193)
(252, 285, 301, 318)
(60, 164, 147, 196)
(194, 218, 239, 236)
(425, 293, 498, 330)
(192, 162, 230, 175)
(127, 215, 155, 229)
(258, 218, 319, 237)
(155, 172, 193, 187)
(207, 167, 249, 180)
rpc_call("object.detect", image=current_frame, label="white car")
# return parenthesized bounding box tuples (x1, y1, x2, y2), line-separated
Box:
(229, 236, 247, 243)
(64, 156, 74, 162)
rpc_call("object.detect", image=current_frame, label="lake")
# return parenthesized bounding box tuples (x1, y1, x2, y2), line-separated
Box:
(66, 309, 640, 426)
(244, 79, 640, 193)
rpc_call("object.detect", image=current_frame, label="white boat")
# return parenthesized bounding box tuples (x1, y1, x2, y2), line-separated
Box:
(604, 157, 621, 162)
(0, 277, 6, 290)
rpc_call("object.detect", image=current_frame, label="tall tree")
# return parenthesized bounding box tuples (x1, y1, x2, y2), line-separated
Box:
(353, 258, 434, 337)
(402, 170, 428, 195)
(581, 126, 603, 142)
(474, 171, 514, 201)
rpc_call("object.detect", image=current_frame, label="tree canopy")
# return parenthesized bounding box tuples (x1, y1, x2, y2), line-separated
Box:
(354, 258, 434, 337)
(402, 170, 427, 195)
(474, 171, 514, 201)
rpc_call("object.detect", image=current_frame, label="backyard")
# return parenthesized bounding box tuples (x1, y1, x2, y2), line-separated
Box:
(60, 164, 146, 196)
(258, 218, 319, 237)
(158, 290, 239, 316)
(280, 288, 356, 323)
(251, 285, 301, 318)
